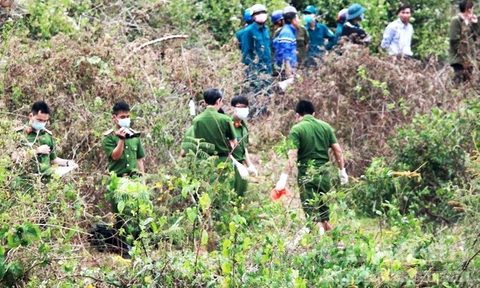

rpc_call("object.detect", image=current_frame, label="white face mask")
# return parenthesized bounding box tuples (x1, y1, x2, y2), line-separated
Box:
(235, 107, 250, 120)
(118, 118, 131, 128)
(254, 13, 268, 24)
(31, 120, 46, 131)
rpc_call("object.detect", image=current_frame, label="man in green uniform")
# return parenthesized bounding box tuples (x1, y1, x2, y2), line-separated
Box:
(230, 96, 258, 196)
(276, 100, 348, 232)
(102, 101, 145, 177)
(12, 101, 78, 181)
(191, 89, 237, 158)
(99, 101, 146, 258)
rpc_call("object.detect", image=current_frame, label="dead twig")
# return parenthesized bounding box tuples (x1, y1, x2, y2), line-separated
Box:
(124, 35, 189, 62)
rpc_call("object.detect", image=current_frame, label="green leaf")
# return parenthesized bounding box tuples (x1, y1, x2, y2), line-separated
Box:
(199, 193, 211, 212)
(221, 261, 232, 275)
(186, 207, 197, 223)
(201, 229, 209, 246)
(117, 201, 125, 214)
(7, 231, 21, 248)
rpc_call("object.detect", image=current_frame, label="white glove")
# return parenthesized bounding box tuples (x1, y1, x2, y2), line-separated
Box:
(339, 168, 349, 185)
(278, 77, 294, 92)
(275, 173, 288, 191)
(36, 145, 51, 154)
(247, 165, 258, 177)
(231, 157, 249, 180)
(67, 160, 79, 169)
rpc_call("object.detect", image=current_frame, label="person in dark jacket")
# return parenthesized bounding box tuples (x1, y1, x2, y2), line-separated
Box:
(337, 3, 371, 45)
(449, 0, 480, 83)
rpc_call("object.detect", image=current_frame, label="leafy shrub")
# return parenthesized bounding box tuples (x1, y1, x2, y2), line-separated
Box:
(390, 102, 479, 191)
(355, 101, 480, 222)
(25, 0, 81, 39)
(353, 158, 418, 217)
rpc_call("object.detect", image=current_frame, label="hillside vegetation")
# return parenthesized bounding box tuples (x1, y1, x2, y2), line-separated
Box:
(0, 0, 479, 287)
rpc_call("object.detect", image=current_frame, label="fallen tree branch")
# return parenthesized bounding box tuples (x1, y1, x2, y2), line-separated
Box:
(124, 35, 189, 62)
(136, 35, 188, 50)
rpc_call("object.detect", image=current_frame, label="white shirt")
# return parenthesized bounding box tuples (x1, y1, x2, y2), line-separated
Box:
(381, 19, 414, 56)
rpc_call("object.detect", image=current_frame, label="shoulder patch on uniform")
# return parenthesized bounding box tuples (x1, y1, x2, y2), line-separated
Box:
(103, 129, 114, 136)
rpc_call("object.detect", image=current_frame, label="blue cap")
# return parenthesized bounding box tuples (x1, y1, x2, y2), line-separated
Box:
(243, 8, 253, 23)
(347, 3, 365, 20)
(271, 10, 284, 24)
(303, 5, 318, 15)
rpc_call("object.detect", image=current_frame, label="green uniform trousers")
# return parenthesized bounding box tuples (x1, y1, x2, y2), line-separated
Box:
(298, 165, 332, 222)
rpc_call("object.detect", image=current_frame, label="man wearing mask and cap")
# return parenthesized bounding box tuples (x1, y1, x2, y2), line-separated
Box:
(102, 101, 145, 177)
(303, 5, 336, 66)
(230, 95, 257, 196)
(339, 3, 371, 45)
(241, 4, 273, 77)
(273, 6, 299, 78)
(236, 8, 254, 50)
(12, 101, 78, 181)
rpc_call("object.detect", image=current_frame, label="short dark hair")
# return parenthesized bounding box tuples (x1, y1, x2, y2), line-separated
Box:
(31, 101, 50, 115)
(203, 88, 223, 105)
(295, 100, 315, 116)
(397, 4, 412, 14)
(231, 95, 249, 107)
(112, 101, 130, 115)
(459, 0, 474, 13)
(283, 12, 297, 24)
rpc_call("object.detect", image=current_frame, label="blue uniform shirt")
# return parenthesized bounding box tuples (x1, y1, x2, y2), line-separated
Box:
(236, 23, 252, 50)
(241, 23, 273, 74)
(273, 24, 297, 68)
(306, 22, 336, 57)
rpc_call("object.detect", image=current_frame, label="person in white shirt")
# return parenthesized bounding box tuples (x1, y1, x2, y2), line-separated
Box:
(381, 4, 414, 57)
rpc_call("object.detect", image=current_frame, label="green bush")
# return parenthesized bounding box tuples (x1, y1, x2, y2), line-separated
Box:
(25, 0, 82, 39)
(390, 102, 479, 191)
(355, 101, 480, 222)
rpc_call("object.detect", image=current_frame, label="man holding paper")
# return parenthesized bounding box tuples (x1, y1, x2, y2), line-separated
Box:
(12, 101, 78, 181)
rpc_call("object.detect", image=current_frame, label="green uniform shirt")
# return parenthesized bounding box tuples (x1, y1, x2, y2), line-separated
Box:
(231, 119, 249, 162)
(192, 107, 236, 157)
(19, 128, 57, 175)
(288, 115, 337, 167)
(102, 130, 145, 176)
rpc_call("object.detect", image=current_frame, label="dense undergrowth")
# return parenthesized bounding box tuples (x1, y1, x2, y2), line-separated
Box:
(0, 0, 479, 287)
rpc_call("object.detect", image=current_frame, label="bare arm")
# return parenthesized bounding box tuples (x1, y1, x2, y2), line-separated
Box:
(229, 139, 238, 151)
(137, 158, 145, 175)
(331, 143, 345, 169)
(52, 157, 69, 166)
(283, 148, 298, 174)
(111, 139, 125, 160)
